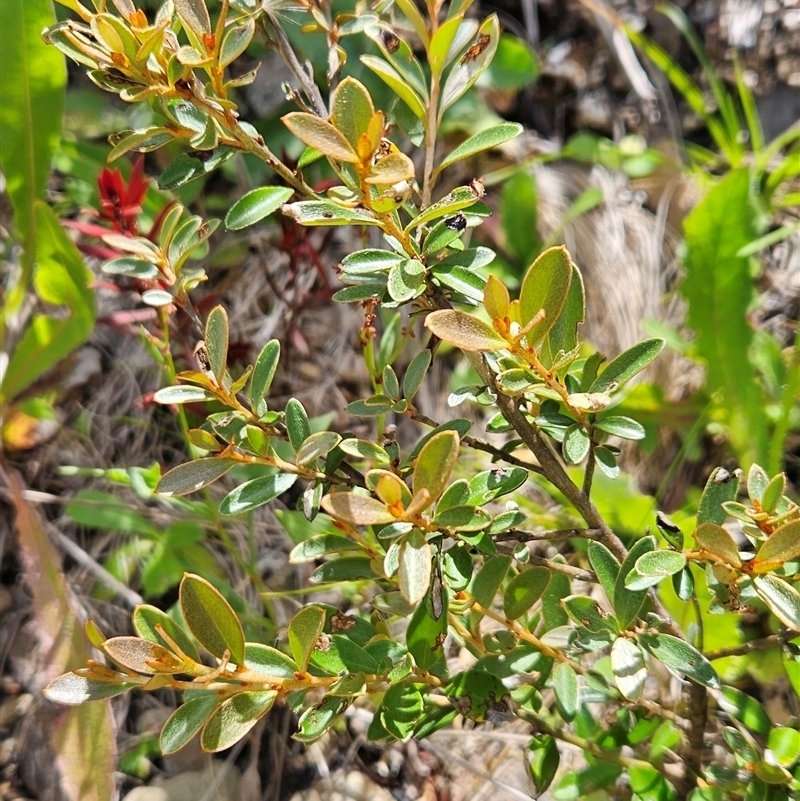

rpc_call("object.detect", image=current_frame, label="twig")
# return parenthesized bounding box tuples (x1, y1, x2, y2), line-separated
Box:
(494, 527, 600, 543)
(705, 631, 794, 661)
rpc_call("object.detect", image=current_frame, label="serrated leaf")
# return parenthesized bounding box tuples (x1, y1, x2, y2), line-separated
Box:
(693, 522, 742, 568)
(613, 536, 655, 629)
(437, 122, 523, 174)
(611, 637, 647, 701)
(753, 575, 800, 631)
(133, 605, 200, 662)
(287, 606, 326, 672)
(201, 690, 277, 752)
(179, 574, 245, 664)
(413, 429, 460, 505)
(424, 310, 507, 352)
(595, 415, 646, 441)
(625, 550, 687, 590)
(225, 186, 294, 230)
(698, 466, 742, 525)
(753, 520, 800, 573)
(157, 458, 237, 497)
(320, 492, 395, 526)
(589, 338, 665, 393)
(551, 663, 579, 721)
(398, 530, 432, 605)
(282, 112, 358, 163)
(503, 566, 550, 619)
(380, 683, 424, 740)
(519, 246, 574, 344)
(219, 473, 298, 516)
(639, 632, 719, 688)
(160, 695, 218, 754)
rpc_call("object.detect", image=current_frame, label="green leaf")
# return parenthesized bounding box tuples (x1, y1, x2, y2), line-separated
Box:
(179, 574, 245, 664)
(693, 522, 742, 568)
(346, 395, 395, 416)
(430, 264, 485, 303)
(249, 339, 280, 408)
(437, 122, 523, 174)
(219, 17, 255, 67)
(682, 169, 767, 464)
(360, 55, 426, 120)
(158, 147, 235, 190)
(439, 15, 501, 114)
(310, 634, 380, 675)
(542, 568, 570, 629)
(625, 550, 687, 591)
(406, 419, 472, 464)
(289, 534, 360, 564)
(296, 431, 342, 465)
(1, 203, 95, 402)
(551, 663, 579, 721)
(587, 542, 621, 600)
(282, 112, 358, 163)
(205, 306, 228, 383)
(424, 310, 507, 352)
(387, 258, 427, 302)
(562, 596, 618, 634)
(503, 567, 551, 619)
(753, 575, 800, 632)
(287, 606, 326, 672)
(160, 695, 218, 754)
(44, 671, 138, 704)
(380, 683, 424, 740)
(132, 604, 200, 662)
(200, 690, 277, 752)
(399, 530, 432, 605)
(594, 446, 619, 478)
(284, 398, 311, 451)
(639, 632, 719, 688)
(403, 350, 432, 401)
(611, 637, 647, 701)
(754, 520, 800, 573)
(406, 590, 448, 670)
(527, 734, 560, 795)
(595, 415, 646, 441)
(341, 248, 404, 275)
(295, 696, 348, 743)
(329, 76, 375, 149)
(543, 262, 585, 362)
(405, 184, 486, 232)
(282, 200, 380, 227)
(519, 246, 574, 343)
(589, 338, 665, 393)
(157, 458, 237, 497)
(563, 425, 590, 464)
(0, 0, 65, 313)
(152, 385, 217, 405)
(468, 467, 528, 505)
(321, 492, 395, 526)
(613, 536, 655, 629)
(413, 430, 460, 506)
(767, 727, 800, 768)
(225, 186, 294, 231)
(309, 556, 375, 583)
(219, 473, 298, 516)
(718, 687, 772, 735)
(698, 467, 741, 525)
(243, 643, 298, 679)
(747, 463, 770, 503)
(469, 555, 511, 608)
(102, 256, 159, 279)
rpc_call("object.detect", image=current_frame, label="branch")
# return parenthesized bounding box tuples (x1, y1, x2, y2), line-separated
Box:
(494, 527, 601, 543)
(705, 631, 794, 661)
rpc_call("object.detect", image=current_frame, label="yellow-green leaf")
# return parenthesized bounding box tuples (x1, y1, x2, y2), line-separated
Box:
(424, 310, 507, 352)
(282, 112, 359, 163)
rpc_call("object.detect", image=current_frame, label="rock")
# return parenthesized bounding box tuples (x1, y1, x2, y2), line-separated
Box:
(122, 763, 241, 801)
